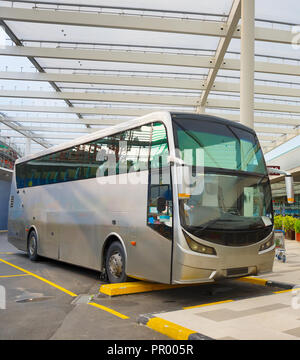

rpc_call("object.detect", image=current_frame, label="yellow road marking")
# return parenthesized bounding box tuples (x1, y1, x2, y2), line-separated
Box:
(0, 257, 130, 320)
(0, 252, 14, 255)
(273, 288, 300, 294)
(236, 276, 268, 286)
(147, 317, 196, 340)
(0, 274, 31, 278)
(0, 258, 77, 297)
(183, 299, 234, 310)
(88, 301, 129, 319)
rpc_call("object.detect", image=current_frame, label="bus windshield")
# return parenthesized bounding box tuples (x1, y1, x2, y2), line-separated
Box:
(172, 115, 273, 243)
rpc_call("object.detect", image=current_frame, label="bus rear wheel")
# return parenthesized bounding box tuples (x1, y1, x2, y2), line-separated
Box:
(28, 230, 39, 261)
(105, 241, 127, 283)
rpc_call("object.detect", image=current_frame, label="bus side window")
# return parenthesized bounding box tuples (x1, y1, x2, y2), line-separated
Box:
(125, 124, 152, 173)
(150, 123, 169, 170)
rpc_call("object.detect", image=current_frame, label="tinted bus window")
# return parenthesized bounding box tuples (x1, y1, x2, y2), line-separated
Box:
(15, 122, 157, 188)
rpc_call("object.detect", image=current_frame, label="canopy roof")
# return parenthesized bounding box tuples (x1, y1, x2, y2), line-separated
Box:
(0, 0, 299, 159)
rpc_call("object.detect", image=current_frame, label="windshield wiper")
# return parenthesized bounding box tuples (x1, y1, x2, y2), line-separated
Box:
(197, 218, 221, 232)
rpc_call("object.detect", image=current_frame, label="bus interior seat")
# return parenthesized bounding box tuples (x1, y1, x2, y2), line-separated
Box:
(74, 167, 80, 180)
(85, 167, 91, 179)
(53, 172, 59, 183)
(64, 169, 69, 182)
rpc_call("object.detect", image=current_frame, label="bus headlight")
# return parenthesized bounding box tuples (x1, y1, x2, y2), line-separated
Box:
(259, 235, 274, 252)
(183, 232, 217, 255)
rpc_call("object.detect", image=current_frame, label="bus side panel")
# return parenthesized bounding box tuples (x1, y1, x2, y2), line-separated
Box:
(24, 171, 173, 282)
(56, 210, 98, 268)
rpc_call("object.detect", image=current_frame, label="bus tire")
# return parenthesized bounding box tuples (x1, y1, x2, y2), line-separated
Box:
(28, 230, 39, 261)
(105, 241, 127, 283)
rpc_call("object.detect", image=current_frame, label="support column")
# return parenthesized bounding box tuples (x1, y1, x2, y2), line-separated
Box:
(197, 106, 206, 114)
(240, 0, 255, 129)
(25, 137, 31, 156)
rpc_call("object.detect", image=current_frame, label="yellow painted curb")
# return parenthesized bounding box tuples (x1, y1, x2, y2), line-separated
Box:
(147, 317, 197, 340)
(273, 288, 300, 294)
(99, 281, 200, 296)
(236, 276, 268, 286)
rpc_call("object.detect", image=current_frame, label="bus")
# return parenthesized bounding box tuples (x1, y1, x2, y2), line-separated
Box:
(8, 111, 278, 284)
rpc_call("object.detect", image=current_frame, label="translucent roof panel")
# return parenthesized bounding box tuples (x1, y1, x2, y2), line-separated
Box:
(6, 21, 221, 51)
(34, 58, 211, 77)
(255, 0, 300, 25)
(1, 0, 233, 17)
(0, 0, 299, 158)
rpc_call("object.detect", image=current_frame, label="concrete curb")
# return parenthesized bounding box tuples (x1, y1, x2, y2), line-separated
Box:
(138, 313, 213, 340)
(237, 276, 298, 290)
(265, 280, 296, 290)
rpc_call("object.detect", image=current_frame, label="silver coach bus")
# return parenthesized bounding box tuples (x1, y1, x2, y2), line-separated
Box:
(8, 112, 277, 284)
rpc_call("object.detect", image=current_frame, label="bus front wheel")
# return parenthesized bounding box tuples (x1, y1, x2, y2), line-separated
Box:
(105, 241, 127, 283)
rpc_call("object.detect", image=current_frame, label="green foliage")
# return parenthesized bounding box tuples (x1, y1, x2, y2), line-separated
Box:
(274, 215, 283, 230)
(295, 219, 300, 234)
(283, 216, 296, 232)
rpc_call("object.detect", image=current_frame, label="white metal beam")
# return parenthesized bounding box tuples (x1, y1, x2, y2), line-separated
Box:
(1, 46, 300, 77)
(0, 116, 126, 125)
(1, 90, 300, 114)
(1, 103, 300, 127)
(0, 104, 163, 116)
(0, 132, 80, 139)
(0, 71, 205, 90)
(1, 129, 280, 142)
(197, 0, 241, 111)
(0, 124, 292, 135)
(0, 7, 295, 45)
(0, 116, 125, 125)
(2, 71, 300, 99)
(206, 99, 300, 114)
(0, 112, 50, 148)
(0, 125, 94, 133)
(0, 89, 197, 106)
(209, 113, 300, 126)
(213, 82, 300, 99)
(254, 127, 296, 134)
(25, 137, 31, 155)
(257, 136, 280, 142)
(262, 130, 300, 153)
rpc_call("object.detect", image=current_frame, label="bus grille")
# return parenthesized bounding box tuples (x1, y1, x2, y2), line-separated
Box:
(185, 226, 272, 247)
(227, 267, 249, 276)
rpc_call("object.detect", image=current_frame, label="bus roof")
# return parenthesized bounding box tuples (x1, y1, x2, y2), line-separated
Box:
(171, 112, 256, 134)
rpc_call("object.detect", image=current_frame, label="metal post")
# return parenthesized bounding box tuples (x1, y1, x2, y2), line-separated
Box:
(240, 0, 255, 129)
(25, 137, 31, 156)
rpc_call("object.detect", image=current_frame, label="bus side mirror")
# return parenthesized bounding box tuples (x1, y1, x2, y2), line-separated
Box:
(285, 175, 294, 204)
(267, 167, 295, 204)
(157, 197, 167, 213)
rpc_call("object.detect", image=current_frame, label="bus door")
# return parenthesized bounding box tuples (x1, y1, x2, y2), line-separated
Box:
(126, 122, 174, 284)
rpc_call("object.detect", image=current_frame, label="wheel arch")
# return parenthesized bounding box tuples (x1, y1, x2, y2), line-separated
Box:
(101, 232, 127, 271)
(26, 225, 39, 251)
